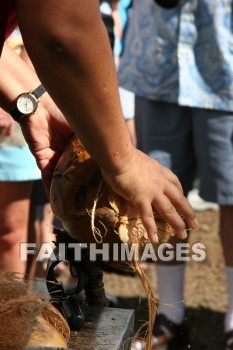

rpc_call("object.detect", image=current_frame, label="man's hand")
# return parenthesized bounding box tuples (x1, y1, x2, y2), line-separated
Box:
(19, 94, 74, 192)
(101, 148, 197, 242)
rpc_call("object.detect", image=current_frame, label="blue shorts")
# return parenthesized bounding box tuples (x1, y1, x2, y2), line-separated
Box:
(0, 145, 41, 182)
(135, 97, 233, 205)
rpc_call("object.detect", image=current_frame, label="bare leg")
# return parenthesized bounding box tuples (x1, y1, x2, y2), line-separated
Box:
(27, 198, 54, 279)
(26, 201, 41, 281)
(0, 181, 33, 275)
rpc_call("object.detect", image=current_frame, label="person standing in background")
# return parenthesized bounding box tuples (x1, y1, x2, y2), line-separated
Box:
(0, 105, 38, 275)
(0, 32, 41, 275)
(0, 33, 55, 278)
(118, 1, 233, 349)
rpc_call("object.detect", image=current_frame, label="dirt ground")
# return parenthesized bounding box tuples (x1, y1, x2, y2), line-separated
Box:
(103, 210, 227, 350)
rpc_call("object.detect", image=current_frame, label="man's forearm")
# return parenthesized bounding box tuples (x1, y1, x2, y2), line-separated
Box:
(15, 0, 133, 174)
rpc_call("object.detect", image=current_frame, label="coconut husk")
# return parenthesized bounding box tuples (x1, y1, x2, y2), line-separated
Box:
(50, 137, 176, 349)
(0, 271, 70, 350)
(27, 304, 70, 348)
(50, 137, 174, 252)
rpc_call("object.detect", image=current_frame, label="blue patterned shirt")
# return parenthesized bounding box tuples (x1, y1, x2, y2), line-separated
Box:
(118, 0, 233, 111)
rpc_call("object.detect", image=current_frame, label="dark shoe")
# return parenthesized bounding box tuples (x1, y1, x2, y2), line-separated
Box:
(131, 314, 190, 350)
(153, 314, 190, 349)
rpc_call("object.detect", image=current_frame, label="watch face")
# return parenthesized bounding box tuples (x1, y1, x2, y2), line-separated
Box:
(16, 93, 37, 115)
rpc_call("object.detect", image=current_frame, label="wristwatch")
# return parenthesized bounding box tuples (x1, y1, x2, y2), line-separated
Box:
(10, 84, 46, 122)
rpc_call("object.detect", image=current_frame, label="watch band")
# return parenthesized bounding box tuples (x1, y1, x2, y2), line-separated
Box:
(10, 107, 24, 122)
(32, 84, 46, 99)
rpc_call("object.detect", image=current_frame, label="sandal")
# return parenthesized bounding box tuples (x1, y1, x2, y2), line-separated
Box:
(226, 330, 233, 350)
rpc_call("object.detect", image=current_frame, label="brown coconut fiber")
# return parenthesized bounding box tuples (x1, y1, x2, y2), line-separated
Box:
(50, 137, 176, 349)
(0, 271, 70, 350)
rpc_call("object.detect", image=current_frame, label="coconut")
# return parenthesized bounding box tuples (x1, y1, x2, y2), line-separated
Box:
(0, 271, 70, 350)
(49, 137, 176, 349)
(27, 303, 70, 348)
(50, 137, 174, 251)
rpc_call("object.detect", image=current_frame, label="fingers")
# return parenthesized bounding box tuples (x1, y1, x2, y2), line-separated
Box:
(137, 179, 197, 242)
(139, 203, 158, 243)
(127, 201, 158, 243)
(164, 182, 198, 230)
(152, 193, 188, 239)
